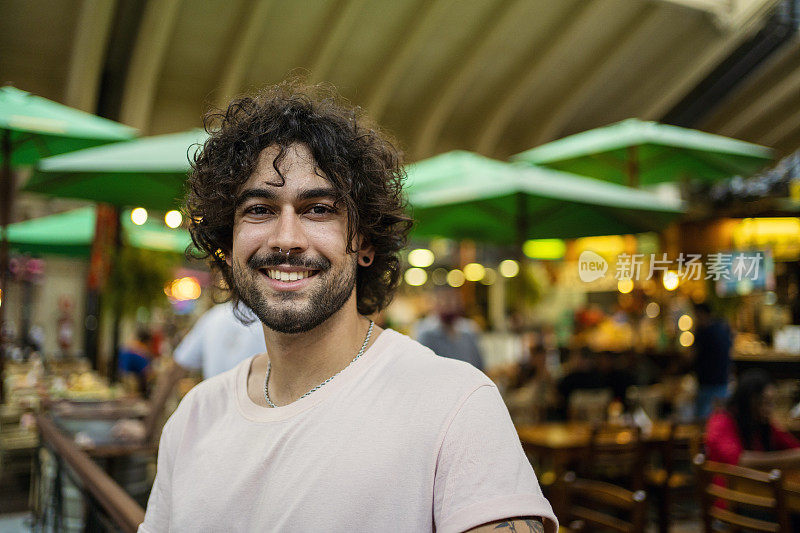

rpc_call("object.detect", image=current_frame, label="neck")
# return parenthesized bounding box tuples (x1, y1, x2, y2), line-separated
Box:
(248, 297, 381, 407)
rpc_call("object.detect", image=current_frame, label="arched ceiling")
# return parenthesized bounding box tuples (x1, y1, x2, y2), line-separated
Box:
(1, 0, 797, 165)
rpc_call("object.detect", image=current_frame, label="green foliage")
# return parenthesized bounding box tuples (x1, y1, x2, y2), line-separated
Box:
(103, 246, 180, 318)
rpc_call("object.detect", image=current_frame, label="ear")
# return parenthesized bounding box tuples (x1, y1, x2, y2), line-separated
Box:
(358, 242, 375, 267)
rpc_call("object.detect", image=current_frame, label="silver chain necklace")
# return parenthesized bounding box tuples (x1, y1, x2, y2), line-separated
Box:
(263, 320, 374, 408)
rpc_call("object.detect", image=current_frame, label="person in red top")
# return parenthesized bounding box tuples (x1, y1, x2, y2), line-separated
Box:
(705, 369, 800, 469)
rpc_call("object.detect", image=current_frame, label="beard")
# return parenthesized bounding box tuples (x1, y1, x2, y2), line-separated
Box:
(231, 250, 357, 334)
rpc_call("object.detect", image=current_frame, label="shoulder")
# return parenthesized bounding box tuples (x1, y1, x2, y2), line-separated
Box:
(377, 329, 494, 396)
(164, 362, 242, 428)
(706, 409, 737, 436)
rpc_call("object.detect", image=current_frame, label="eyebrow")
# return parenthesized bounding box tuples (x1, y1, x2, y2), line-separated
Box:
(235, 186, 339, 208)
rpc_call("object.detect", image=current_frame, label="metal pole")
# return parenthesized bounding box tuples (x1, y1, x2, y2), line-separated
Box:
(0, 129, 13, 403)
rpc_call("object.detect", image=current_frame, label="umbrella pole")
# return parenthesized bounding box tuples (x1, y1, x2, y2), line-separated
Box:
(627, 145, 640, 188)
(110, 208, 122, 384)
(515, 192, 527, 318)
(0, 130, 12, 403)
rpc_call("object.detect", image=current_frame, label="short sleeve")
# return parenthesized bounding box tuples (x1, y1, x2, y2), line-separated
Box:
(433, 384, 558, 533)
(173, 316, 206, 370)
(138, 409, 180, 532)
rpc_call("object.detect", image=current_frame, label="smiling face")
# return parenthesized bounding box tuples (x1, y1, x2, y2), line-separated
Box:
(228, 143, 373, 334)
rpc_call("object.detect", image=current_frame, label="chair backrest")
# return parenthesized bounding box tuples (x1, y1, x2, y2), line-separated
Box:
(660, 421, 701, 481)
(559, 471, 647, 533)
(581, 423, 644, 490)
(693, 454, 790, 533)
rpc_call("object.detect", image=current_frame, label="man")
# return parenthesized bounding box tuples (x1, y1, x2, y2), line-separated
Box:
(118, 328, 153, 393)
(173, 301, 266, 379)
(139, 82, 556, 532)
(416, 288, 485, 370)
(693, 302, 732, 420)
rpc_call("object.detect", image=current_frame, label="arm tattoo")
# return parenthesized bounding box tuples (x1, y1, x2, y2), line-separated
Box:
(492, 517, 544, 533)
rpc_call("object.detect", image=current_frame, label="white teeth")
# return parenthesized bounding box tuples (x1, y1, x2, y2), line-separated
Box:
(266, 270, 312, 281)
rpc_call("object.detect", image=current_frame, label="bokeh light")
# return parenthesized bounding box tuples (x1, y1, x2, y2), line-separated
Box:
(447, 269, 465, 288)
(480, 268, 497, 286)
(404, 268, 428, 286)
(678, 314, 693, 331)
(407, 248, 435, 268)
(165, 210, 183, 228)
(499, 259, 519, 278)
(617, 278, 634, 294)
(131, 207, 148, 225)
(645, 302, 660, 318)
(431, 268, 448, 286)
(679, 331, 695, 347)
(663, 270, 679, 291)
(166, 277, 201, 301)
(463, 263, 485, 282)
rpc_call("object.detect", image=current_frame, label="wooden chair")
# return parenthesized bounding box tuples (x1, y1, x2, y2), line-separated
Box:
(644, 421, 701, 533)
(694, 453, 790, 533)
(579, 423, 644, 491)
(557, 471, 647, 533)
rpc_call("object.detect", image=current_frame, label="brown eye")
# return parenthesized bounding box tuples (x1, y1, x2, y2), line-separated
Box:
(308, 204, 334, 215)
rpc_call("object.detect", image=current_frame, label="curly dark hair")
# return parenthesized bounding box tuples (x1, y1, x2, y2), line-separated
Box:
(186, 81, 412, 318)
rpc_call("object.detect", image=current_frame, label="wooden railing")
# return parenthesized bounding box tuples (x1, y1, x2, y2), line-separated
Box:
(36, 414, 145, 533)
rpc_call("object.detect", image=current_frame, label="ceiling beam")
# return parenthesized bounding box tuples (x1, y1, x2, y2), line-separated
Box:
(308, 0, 368, 84)
(775, 121, 800, 155)
(640, 29, 755, 121)
(474, 0, 606, 156)
(411, 0, 529, 159)
(653, 0, 780, 30)
(119, 0, 182, 131)
(364, 0, 454, 121)
(716, 53, 800, 138)
(216, 0, 274, 107)
(761, 104, 800, 147)
(528, 5, 658, 146)
(701, 35, 800, 131)
(640, 2, 778, 121)
(64, 0, 117, 112)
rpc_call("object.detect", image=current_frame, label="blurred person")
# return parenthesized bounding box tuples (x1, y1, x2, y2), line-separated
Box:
(139, 83, 556, 533)
(693, 302, 733, 420)
(118, 328, 153, 393)
(555, 347, 596, 419)
(705, 369, 800, 468)
(173, 301, 266, 379)
(415, 287, 485, 371)
(555, 349, 634, 419)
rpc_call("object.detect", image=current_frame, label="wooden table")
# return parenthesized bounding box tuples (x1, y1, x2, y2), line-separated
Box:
(517, 421, 701, 482)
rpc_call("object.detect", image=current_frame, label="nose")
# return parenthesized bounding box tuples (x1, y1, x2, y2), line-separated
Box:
(267, 209, 308, 255)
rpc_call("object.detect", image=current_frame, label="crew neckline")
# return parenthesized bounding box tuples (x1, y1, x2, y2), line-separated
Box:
(235, 328, 395, 422)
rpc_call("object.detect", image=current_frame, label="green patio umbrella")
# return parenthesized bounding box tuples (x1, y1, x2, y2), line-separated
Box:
(23, 129, 207, 211)
(1, 86, 137, 400)
(5, 206, 192, 257)
(512, 118, 772, 187)
(406, 151, 685, 245)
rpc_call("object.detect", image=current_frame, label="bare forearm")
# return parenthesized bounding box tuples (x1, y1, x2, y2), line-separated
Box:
(467, 517, 544, 532)
(739, 448, 800, 469)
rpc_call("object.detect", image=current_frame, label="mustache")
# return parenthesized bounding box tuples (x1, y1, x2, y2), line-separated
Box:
(247, 252, 331, 271)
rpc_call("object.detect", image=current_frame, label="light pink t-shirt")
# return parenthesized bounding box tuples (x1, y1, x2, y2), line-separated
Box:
(139, 329, 557, 532)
